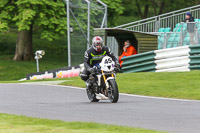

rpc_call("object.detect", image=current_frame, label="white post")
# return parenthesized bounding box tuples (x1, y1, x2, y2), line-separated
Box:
(105, 3, 107, 28)
(66, 0, 71, 67)
(36, 58, 39, 72)
(97, 0, 107, 28)
(85, 0, 90, 49)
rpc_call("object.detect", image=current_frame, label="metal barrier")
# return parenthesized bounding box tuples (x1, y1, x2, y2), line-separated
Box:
(122, 51, 155, 67)
(116, 5, 200, 33)
(121, 45, 200, 73)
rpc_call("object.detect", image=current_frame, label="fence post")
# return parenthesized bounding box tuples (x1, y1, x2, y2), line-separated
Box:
(195, 22, 198, 45)
(163, 33, 167, 49)
(155, 16, 160, 32)
(66, 0, 71, 67)
(180, 22, 183, 46)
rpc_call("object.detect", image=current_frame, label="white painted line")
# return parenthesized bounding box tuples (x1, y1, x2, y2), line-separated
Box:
(19, 83, 86, 90)
(119, 93, 200, 102)
(18, 83, 200, 102)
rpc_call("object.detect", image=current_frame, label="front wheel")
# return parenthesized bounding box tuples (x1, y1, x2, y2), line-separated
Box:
(108, 79, 119, 103)
(86, 87, 99, 102)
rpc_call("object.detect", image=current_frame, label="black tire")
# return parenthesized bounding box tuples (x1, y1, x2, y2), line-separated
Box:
(86, 88, 99, 102)
(108, 79, 119, 103)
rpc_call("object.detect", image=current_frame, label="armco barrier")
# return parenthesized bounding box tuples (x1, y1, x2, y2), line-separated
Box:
(122, 51, 155, 67)
(122, 61, 156, 73)
(154, 46, 190, 60)
(121, 45, 200, 73)
(155, 56, 190, 70)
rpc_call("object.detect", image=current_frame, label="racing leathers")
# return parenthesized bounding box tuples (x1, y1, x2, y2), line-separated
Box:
(80, 46, 119, 82)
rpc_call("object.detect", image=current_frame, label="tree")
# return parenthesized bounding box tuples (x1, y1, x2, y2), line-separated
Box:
(122, 0, 200, 20)
(0, 0, 67, 61)
(0, 0, 124, 61)
(101, 0, 124, 26)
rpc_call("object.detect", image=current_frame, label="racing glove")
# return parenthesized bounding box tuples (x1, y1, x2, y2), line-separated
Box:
(88, 67, 95, 74)
(114, 63, 121, 73)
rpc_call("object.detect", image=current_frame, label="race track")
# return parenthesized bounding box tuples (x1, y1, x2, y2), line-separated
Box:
(0, 83, 200, 133)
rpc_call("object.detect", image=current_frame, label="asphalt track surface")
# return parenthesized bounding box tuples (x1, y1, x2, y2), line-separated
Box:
(0, 83, 200, 133)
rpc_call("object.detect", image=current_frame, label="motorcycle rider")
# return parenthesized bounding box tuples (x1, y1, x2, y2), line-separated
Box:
(80, 36, 120, 87)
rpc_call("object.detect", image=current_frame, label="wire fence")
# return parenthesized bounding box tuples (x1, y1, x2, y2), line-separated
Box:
(68, 0, 105, 65)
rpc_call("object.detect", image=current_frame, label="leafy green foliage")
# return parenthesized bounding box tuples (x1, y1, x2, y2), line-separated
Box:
(101, 0, 124, 26)
(116, 0, 200, 25)
(0, 0, 67, 41)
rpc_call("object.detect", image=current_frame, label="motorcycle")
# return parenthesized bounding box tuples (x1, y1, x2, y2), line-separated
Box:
(86, 56, 119, 103)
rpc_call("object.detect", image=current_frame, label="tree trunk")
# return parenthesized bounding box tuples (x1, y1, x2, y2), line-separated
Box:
(143, 4, 149, 18)
(136, 0, 143, 19)
(150, 0, 158, 15)
(158, 0, 165, 15)
(14, 25, 34, 61)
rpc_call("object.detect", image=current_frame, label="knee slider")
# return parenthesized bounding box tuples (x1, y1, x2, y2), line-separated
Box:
(80, 74, 88, 81)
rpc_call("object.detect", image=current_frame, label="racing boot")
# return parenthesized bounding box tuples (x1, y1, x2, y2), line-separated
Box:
(86, 79, 92, 91)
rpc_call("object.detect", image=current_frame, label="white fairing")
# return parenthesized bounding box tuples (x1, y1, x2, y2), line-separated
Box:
(99, 56, 115, 72)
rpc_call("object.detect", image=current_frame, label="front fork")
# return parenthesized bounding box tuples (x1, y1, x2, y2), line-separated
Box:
(101, 70, 115, 93)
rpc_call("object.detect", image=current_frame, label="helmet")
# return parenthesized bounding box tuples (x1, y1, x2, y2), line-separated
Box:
(92, 36, 103, 52)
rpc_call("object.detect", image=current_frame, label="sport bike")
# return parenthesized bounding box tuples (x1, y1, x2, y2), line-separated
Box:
(86, 56, 119, 103)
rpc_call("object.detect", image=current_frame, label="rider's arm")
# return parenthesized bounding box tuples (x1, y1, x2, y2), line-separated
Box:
(106, 47, 119, 64)
(123, 46, 135, 56)
(84, 51, 91, 71)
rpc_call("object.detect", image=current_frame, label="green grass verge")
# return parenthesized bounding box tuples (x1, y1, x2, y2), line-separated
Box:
(60, 71, 200, 100)
(0, 55, 68, 81)
(0, 32, 69, 81)
(0, 113, 164, 133)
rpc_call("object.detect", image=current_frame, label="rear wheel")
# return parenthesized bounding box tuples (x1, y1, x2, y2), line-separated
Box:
(108, 79, 119, 103)
(86, 87, 99, 102)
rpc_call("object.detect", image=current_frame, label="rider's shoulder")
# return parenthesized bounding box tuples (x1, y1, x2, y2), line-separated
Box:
(102, 46, 111, 52)
(102, 46, 109, 50)
(86, 47, 93, 53)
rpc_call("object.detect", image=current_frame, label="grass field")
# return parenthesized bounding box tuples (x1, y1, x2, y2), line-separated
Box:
(0, 113, 165, 133)
(60, 71, 200, 100)
(0, 55, 68, 81)
(0, 32, 69, 81)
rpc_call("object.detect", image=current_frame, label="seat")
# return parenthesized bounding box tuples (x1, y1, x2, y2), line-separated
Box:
(170, 33, 176, 37)
(167, 37, 175, 42)
(173, 27, 179, 32)
(182, 23, 187, 28)
(158, 28, 165, 32)
(175, 23, 180, 28)
(158, 37, 164, 44)
(185, 32, 189, 37)
(183, 42, 189, 46)
(183, 37, 190, 45)
(158, 43, 162, 49)
(173, 26, 181, 32)
(173, 37, 180, 47)
(176, 33, 180, 37)
(166, 37, 175, 48)
(167, 43, 173, 48)
(184, 37, 190, 42)
(174, 37, 180, 42)
(164, 27, 171, 32)
(173, 43, 178, 47)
